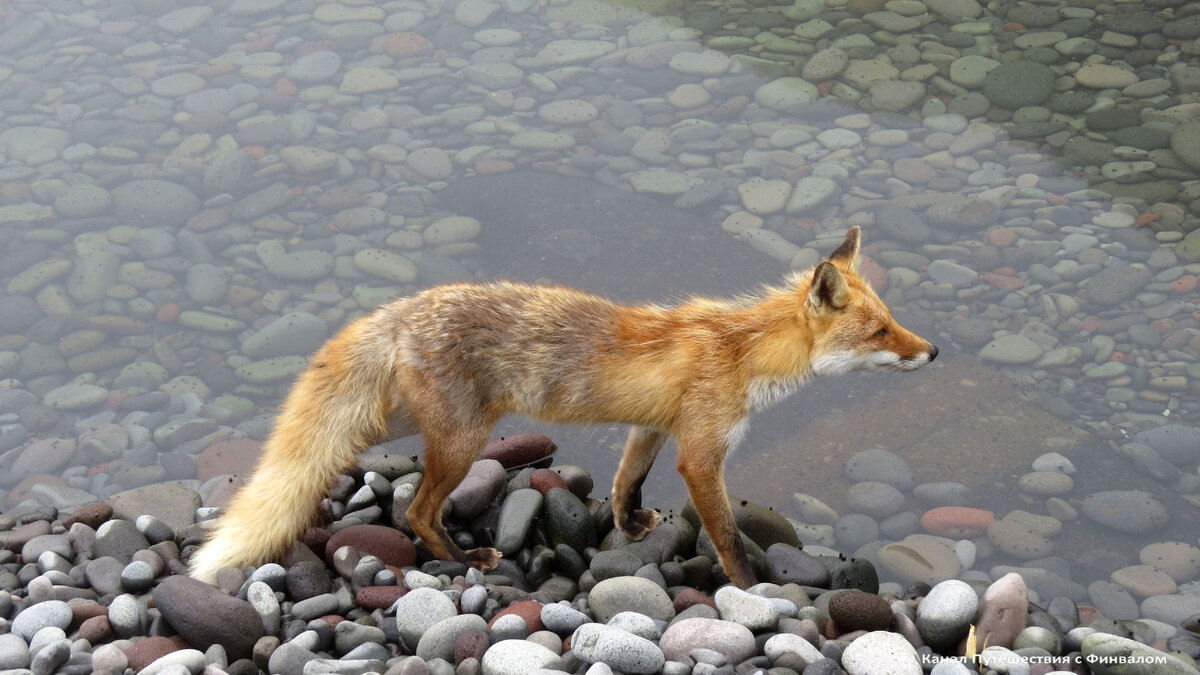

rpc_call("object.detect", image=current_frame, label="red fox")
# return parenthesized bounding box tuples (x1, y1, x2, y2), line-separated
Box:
(188, 227, 936, 588)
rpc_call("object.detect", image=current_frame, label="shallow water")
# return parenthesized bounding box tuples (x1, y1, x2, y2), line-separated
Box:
(1, 0, 1200, 630)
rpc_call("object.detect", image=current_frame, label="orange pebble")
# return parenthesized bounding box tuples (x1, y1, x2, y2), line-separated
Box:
(155, 303, 180, 323)
(1171, 275, 1197, 293)
(1046, 194, 1069, 205)
(983, 272, 1024, 290)
(243, 145, 268, 159)
(987, 228, 1018, 247)
(275, 78, 298, 95)
(1081, 320, 1101, 332)
(920, 506, 995, 538)
(1003, 22, 1025, 31)
(1110, 351, 1125, 362)
(1135, 213, 1161, 227)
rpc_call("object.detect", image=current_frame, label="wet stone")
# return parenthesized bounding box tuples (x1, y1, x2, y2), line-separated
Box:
(1082, 491, 1169, 534)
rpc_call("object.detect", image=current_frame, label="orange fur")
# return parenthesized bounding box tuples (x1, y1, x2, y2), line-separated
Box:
(189, 227, 936, 588)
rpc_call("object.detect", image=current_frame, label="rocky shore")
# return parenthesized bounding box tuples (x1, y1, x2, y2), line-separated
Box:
(0, 433, 1195, 674)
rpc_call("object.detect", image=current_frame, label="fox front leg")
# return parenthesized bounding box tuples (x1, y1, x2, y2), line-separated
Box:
(612, 426, 668, 540)
(675, 429, 757, 589)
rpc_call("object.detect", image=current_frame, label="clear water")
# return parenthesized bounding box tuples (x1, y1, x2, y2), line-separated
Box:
(1, 0, 1199, 614)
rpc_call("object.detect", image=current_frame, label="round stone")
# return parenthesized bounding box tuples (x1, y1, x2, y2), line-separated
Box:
(981, 61, 1055, 108)
(1082, 491, 1169, 533)
(588, 576, 675, 623)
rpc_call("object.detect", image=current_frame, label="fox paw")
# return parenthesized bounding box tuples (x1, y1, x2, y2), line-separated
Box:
(464, 547, 502, 572)
(617, 508, 660, 541)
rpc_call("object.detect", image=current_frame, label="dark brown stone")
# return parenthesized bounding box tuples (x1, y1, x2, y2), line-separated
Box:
(355, 586, 406, 610)
(672, 588, 716, 614)
(827, 589, 894, 633)
(64, 502, 113, 530)
(453, 631, 490, 665)
(2, 519, 51, 553)
(324, 524, 415, 568)
(123, 636, 183, 672)
(482, 434, 556, 470)
(151, 575, 264, 661)
(78, 615, 112, 644)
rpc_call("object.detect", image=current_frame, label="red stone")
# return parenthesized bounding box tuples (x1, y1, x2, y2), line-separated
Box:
(453, 631, 490, 664)
(123, 636, 184, 672)
(70, 602, 109, 629)
(2, 520, 51, 553)
(78, 615, 112, 644)
(487, 600, 544, 632)
(64, 502, 114, 530)
(324, 524, 416, 568)
(356, 586, 407, 610)
(672, 588, 716, 614)
(921, 506, 995, 538)
(529, 469, 569, 496)
(482, 434, 556, 470)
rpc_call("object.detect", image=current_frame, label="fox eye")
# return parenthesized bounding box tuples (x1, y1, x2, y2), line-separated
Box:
(873, 327, 889, 338)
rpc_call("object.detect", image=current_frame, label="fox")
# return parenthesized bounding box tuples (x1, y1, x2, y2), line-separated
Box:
(188, 226, 937, 588)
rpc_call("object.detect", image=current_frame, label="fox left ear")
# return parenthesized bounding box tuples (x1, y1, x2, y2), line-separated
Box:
(807, 262, 851, 312)
(828, 226, 860, 274)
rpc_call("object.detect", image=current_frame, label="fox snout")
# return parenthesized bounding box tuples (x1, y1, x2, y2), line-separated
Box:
(896, 342, 937, 370)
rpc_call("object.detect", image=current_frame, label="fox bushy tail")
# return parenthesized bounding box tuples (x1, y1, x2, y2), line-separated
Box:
(189, 317, 397, 583)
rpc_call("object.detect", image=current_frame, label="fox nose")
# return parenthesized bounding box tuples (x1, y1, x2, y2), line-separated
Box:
(928, 345, 938, 361)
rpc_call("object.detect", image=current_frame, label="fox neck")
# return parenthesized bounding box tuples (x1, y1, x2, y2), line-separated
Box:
(734, 285, 817, 383)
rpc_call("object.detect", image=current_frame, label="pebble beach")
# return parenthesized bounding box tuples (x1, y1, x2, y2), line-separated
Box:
(1, 0, 1200, 673)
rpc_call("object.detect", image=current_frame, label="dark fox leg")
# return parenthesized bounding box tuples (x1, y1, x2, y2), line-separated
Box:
(612, 426, 667, 540)
(406, 418, 502, 570)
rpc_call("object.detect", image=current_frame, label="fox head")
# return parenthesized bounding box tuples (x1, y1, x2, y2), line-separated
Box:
(803, 227, 938, 375)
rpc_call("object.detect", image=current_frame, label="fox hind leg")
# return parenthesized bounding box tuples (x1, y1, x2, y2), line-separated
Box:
(406, 418, 501, 571)
(612, 426, 667, 541)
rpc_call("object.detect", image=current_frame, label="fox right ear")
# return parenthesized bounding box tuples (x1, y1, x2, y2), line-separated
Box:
(807, 262, 850, 312)
(828, 226, 861, 274)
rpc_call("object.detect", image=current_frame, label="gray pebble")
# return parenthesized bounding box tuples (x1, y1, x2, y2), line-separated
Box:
(460, 585, 488, 615)
(333, 620, 386, 654)
(605, 612, 659, 641)
(415, 614, 489, 662)
(247, 580, 281, 635)
(292, 593, 340, 621)
(844, 449, 916, 489)
(571, 623, 665, 674)
(29, 638, 69, 675)
(85, 556, 126, 596)
(714, 586, 778, 631)
(108, 593, 146, 639)
(121, 560, 156, 594)
(11, 600, 71, 641)
(393, 587, 457, 648)
(916, 580, 978, 652)
(541, 603, 590, 635)
(845, 482, 906, 518)
(0, 632, 30, 669)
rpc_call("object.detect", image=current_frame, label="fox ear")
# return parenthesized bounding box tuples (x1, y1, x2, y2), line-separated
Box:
(808, 262, 851, 312)
(828, 226, 860, 273)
